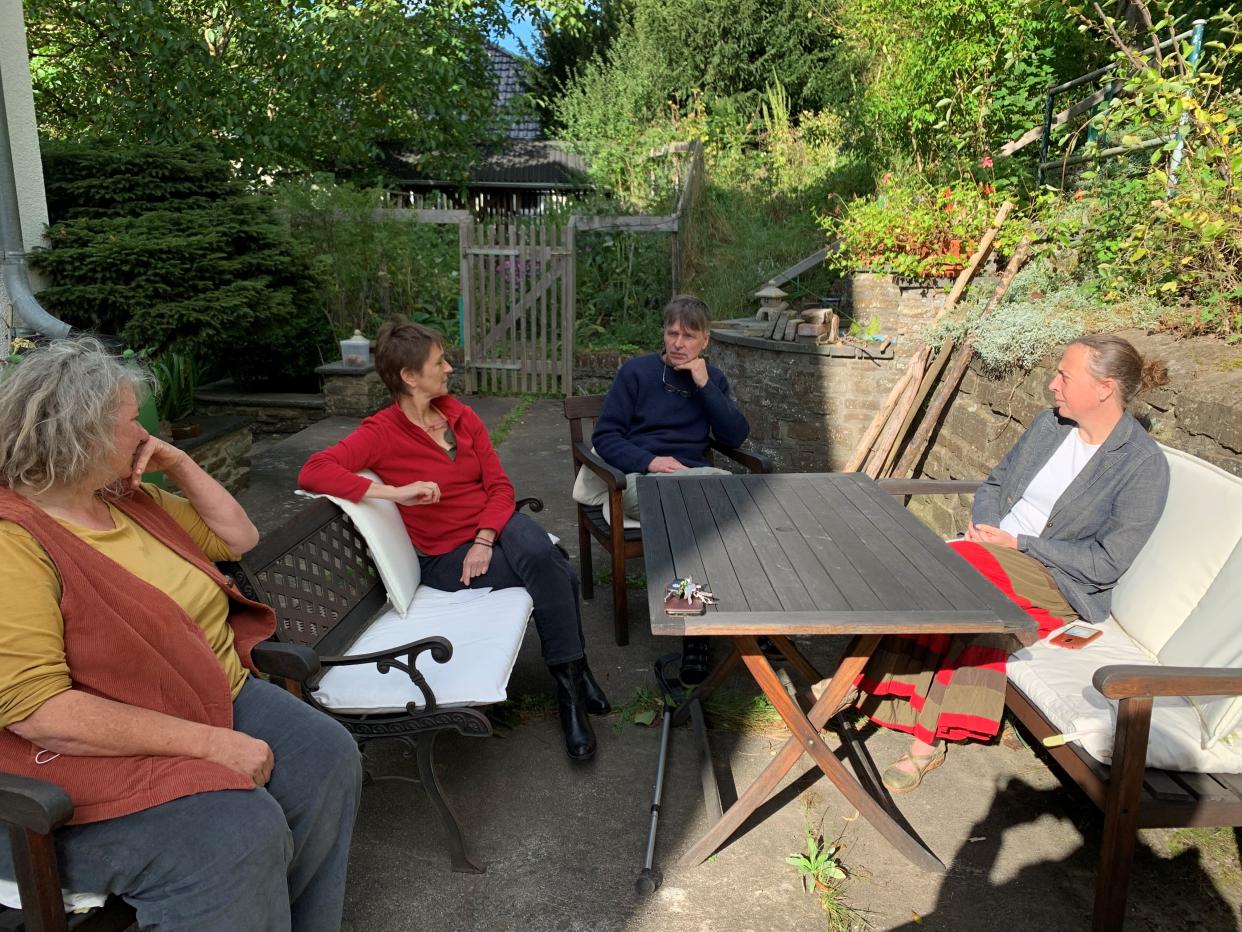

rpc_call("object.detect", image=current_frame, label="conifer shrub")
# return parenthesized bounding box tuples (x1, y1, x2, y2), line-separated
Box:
(32, 141, 330, 388)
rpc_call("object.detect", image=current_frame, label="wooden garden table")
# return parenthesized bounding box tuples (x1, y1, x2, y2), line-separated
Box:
(638, 471, 1035, 872)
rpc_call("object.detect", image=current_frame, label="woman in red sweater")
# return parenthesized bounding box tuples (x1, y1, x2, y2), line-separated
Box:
(299, 319, 610, 760)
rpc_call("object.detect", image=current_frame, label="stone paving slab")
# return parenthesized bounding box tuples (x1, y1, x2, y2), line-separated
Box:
(249, 398, 1242, 931)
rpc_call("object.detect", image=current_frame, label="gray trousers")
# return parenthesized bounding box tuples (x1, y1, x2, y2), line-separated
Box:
(0, 676, 362, 932)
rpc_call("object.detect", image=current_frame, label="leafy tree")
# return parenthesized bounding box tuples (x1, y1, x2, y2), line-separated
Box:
(526, 0, 634, 131)
(32, 142, 331, 387)
(24, 0, 584, 179)
(820, 1, 1104, 172)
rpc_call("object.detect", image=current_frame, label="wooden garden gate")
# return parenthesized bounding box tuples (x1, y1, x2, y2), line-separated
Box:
(459, 220, 575, 397)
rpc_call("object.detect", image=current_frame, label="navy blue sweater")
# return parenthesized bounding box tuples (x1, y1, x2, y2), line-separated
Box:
(592, 354, 750, 474)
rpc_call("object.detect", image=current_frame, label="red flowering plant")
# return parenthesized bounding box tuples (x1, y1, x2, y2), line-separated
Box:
(824, 174, 1003, 281)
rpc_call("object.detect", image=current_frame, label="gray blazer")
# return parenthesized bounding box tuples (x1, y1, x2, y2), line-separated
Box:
(972, 408, 1170, 623)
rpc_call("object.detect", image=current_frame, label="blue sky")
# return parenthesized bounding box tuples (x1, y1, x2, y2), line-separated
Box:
(497, 4, 538, 57)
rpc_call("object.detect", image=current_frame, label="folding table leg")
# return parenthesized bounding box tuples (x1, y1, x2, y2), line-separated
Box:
(678, 635, 945, 874)
(765, 635, 822, 687)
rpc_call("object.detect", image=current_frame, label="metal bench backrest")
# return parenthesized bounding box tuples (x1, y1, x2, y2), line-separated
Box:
(242, 498, 389, 659)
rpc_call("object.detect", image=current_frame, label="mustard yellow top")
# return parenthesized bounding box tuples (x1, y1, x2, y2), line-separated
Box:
(0, 484, 245, 728)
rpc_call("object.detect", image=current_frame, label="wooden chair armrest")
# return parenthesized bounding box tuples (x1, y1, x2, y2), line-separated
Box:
(252, 641, 321, 683)
(1093, 664, 1242, 700)
(876, 478, 982, 497)
(572, 441, 627, 490)
(0, 773, 72, 834)
(708, 439, 773, 474)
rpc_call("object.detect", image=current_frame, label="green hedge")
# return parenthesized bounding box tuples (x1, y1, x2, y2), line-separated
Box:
(33, 141, 330, 387)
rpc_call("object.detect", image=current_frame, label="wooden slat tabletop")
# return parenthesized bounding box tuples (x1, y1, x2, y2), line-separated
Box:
(639, 472, 1035, 638)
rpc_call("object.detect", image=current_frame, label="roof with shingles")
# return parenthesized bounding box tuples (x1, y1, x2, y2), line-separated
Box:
(487, 44, 541, 141)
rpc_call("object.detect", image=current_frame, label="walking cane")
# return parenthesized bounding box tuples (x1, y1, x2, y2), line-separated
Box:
(635, 653, 683, 894)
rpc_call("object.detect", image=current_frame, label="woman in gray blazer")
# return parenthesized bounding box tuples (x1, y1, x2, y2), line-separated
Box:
(853, 334, 1170, 793)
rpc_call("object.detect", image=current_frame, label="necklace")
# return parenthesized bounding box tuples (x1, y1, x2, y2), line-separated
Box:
(418, 417, 447, 432)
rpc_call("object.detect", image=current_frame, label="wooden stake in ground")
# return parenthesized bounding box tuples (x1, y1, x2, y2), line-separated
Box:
(891, 238, 1033, 480)
(863, 346, 930, 478)
(843, 363, 917, 473)
(879, 339, 954, 477)
(842, 201, 1014, 474)
(938, 201, 1014, 318)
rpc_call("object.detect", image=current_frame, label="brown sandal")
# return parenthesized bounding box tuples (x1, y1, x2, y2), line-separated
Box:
(882, 745, 947, 794)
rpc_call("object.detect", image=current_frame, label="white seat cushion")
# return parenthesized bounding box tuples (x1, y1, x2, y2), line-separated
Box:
(1157, 539, 1242, 747)
(0, 878, 107, 912)
(1111, 446, 1242, 656)
(601, 498, 642, 529)
(1008, 620, 1242, 774)
(297, 469, 420, 617)
(314, 586, 532, 712)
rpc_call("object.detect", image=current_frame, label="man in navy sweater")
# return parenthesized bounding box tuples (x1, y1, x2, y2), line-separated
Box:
(573, 295, 750, 681)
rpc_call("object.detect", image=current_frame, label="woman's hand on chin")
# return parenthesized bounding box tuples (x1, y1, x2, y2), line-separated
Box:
(128, 435, 188, 488)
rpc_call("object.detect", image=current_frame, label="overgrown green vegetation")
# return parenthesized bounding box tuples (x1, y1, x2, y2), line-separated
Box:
(272, 180, 461, 341)
(538, 0, 1242, 361)
(32, 142, 330, 388)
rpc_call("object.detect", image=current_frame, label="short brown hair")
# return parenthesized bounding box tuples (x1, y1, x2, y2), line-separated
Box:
(662, 295, 710, 334)
(374, 318, 444, 398)
(1070, 334, 1169, 405)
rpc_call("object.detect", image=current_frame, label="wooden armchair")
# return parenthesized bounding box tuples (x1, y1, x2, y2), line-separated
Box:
(0, 775, 136, 932)
(879, 472, 1242, 932)
(563, 395, 772, 646)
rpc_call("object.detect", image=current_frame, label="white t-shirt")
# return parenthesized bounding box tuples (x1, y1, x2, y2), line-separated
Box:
(999, 430, 1102, 538)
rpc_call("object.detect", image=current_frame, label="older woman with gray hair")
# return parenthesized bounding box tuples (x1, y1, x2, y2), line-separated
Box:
(0, 338, 360, 931)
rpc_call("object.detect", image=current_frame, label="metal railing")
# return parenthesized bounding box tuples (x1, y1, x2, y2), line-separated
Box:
(1036, 19, 1206, 187)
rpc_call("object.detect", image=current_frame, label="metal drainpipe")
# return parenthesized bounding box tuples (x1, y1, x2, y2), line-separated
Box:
(0, 60, 70, 338)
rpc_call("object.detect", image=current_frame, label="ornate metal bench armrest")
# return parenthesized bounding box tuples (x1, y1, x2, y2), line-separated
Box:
(251, 642, 321, 683)
(1094, 664, 1242, 700)
(514, 497, 544, 514)
(708, 439, 773, 474)
(0, 773, 72, 834)
(320, 635, 455, 713)
(572, 441, 627, 490)
(876, 478, 982, 497)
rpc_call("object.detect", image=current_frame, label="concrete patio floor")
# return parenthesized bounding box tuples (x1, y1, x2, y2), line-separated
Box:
(240, 398, 1242, 932)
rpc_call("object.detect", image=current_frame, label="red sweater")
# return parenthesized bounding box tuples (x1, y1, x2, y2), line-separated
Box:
(0, 487, 276, 824)
(298, 396, 516, 555)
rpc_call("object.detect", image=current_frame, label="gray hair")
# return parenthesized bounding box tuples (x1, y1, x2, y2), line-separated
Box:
(0, 337, 152, 492)
(663, 295, 711, 334)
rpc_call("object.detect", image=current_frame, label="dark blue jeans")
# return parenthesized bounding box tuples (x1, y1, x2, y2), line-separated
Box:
(0, 677, 361, 932)
(419, 512, 587, 665)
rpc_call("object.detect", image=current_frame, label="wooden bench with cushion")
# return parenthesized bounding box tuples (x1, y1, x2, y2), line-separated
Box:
(881, 444, 1242, 931)
(563, 394, 772, 646)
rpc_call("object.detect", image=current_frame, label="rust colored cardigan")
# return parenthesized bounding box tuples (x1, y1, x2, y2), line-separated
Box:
(0, 487, 276, 824)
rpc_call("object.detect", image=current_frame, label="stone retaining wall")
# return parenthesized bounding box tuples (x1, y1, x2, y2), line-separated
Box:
(909, 329, 1242, 537)
(174, 416, 252, 494)
(708, 332, 901, 472)
(706, 273, 944, 473)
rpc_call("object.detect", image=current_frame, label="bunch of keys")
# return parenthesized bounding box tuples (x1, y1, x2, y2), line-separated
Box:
(664, 576, 716, 615)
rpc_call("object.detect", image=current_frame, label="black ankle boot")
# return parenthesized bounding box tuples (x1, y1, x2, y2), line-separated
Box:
(580, 659, 611, 715)
(549, 660, 597, 761)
